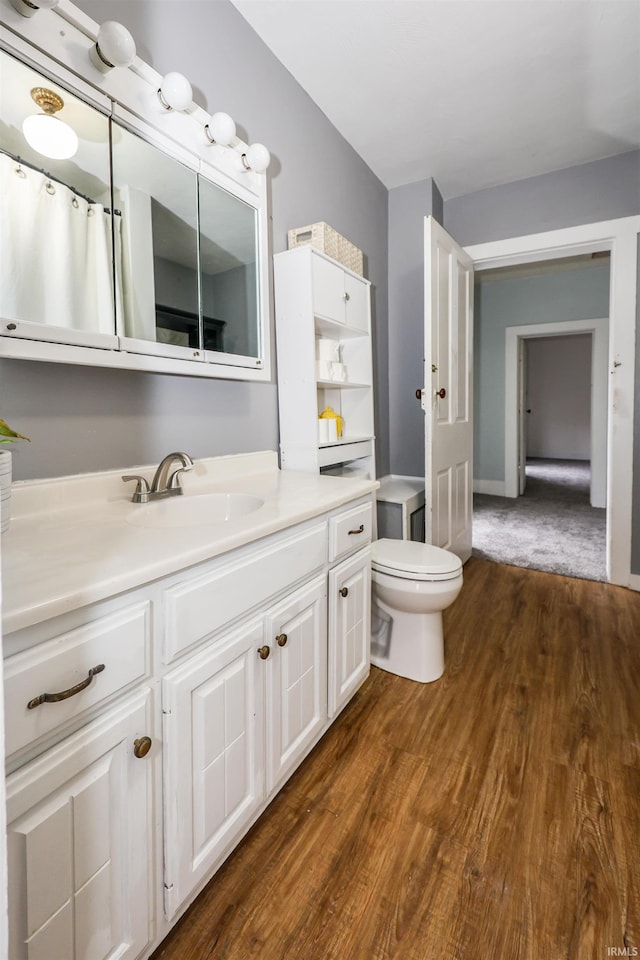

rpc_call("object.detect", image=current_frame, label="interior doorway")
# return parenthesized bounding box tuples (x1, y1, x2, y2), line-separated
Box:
(465, 216, 640, 589)
(505, 317, 609, 508)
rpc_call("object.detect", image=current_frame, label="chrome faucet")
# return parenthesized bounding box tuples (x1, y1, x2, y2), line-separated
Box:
(123, 452, 194, 503)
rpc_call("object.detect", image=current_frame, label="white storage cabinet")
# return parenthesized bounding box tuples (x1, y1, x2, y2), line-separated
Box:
(274, 246, 376, 478)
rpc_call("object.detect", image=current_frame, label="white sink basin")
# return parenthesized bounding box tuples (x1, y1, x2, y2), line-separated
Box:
(125, 493, 264, 529)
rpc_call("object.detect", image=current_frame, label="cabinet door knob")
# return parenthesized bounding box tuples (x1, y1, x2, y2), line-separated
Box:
(339, 586, 349, 598)
(257, 645, 271, 660)
(343, 292, 351, 302)
(133, 736, 152, 759)
(436, 387, 447, 399)
(276, 633, 288, 647)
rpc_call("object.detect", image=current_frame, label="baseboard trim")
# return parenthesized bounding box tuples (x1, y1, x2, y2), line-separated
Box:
(628, 573, 640, 593)
(474, 479, 506, 496)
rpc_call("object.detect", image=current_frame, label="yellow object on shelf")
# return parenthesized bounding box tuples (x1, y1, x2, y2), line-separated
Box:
(319, 405, 343, 438)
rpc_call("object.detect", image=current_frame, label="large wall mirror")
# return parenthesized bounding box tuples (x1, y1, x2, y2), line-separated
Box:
(0, 50, 116, 348)
(0, 33, 270, 381)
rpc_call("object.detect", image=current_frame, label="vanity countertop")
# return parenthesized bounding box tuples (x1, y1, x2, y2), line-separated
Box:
(1, 451, 378, 635)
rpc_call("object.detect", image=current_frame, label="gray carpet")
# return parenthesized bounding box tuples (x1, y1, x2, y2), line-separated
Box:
(472, 458, 607, 581)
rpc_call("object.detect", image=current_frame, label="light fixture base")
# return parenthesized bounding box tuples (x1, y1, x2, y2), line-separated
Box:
(30, 87, 64, 115)
(9, 0, 38, 17)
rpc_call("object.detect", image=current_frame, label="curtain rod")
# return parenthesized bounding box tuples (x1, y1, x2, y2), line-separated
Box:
(2, 148, 120, 214)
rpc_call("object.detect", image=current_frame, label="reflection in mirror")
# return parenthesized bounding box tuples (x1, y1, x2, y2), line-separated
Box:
(199, 177, 260, 359)
(111, 121, 199, 351)
(0, 50, 114, 337)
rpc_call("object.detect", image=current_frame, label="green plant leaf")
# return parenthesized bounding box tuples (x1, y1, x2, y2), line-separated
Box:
(0, 418, 30, 443)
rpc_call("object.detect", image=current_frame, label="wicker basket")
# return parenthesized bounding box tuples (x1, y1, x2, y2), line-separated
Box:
(288, 221, 364, 276)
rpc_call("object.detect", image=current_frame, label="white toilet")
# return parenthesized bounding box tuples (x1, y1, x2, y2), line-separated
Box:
(370, 538, 463, 683)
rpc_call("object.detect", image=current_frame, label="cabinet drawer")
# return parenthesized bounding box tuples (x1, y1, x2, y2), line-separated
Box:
(163, 522, 327, 661)
(4, 602, 150, 759)
(328, 501, 372, 562)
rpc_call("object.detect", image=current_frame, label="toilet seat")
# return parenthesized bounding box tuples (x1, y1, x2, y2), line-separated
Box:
(371, 538, 462, 582)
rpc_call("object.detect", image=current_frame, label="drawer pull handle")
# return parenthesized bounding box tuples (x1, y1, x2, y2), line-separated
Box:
(339, 587, 349, 598)
(276, 633, 288, 647)
(348, 524, 365, 535)
(134, 736, 152, 759)
(257, 645, 271, 660)
(27, 664, 106, 710)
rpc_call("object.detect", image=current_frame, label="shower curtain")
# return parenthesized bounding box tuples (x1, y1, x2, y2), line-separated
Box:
(0, 151, 121, 336)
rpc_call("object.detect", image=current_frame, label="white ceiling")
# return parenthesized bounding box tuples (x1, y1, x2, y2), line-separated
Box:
(230, 0, 640, 199)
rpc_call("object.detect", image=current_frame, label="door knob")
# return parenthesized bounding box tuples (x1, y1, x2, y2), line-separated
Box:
(339, 586, 349, 598)
(436, 388, 447, 399)
(415, 388, 422, 400)
(276, 633, 288, 647)
(257, 645, 271, 660)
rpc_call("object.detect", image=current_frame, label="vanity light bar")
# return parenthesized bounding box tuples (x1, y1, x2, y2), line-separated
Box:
(84, 16, 270, 170)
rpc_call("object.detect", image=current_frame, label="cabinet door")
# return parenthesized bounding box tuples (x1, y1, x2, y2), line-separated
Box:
(162, 618, 265, 919)
(265, 577, 327, 793)
(344, 273, 370, 332)
(328, 547, 371, 718)
(6, 692, 152, 960)
(312, 254, 346, 325)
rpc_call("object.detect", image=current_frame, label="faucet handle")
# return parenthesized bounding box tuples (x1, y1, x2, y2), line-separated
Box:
(122, 474, 150, 503)
(167, 464, 192, 491)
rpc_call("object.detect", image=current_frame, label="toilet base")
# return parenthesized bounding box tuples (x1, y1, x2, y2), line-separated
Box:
(370, 596, 444, 683)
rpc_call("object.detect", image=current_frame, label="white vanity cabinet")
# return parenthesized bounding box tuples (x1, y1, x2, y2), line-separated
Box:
(3, 594, 155, 960)
(162, 574, 327, 917)
(2, 468, 375, 960)
(274, 246, 376, 479)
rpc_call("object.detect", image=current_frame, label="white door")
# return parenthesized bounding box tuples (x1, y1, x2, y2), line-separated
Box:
(423, 216, 474, 562)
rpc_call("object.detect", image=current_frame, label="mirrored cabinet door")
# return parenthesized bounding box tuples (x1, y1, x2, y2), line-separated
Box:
(111, 120, 201, 361)
(198, 176, 261, 364)
(0, 50, 115, 348)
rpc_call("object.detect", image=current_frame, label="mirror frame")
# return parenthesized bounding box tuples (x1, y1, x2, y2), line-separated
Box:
(0, 2, 272, 382)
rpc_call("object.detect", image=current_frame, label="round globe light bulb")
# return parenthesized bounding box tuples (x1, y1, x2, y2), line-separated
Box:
(245, 142, 270, 173)
(22, 114, 78, 160)
(93, 21, 136, 70)
(158, 72, 192, 112)
(10, 0, 58, 16)
(206, 112, 236, 147)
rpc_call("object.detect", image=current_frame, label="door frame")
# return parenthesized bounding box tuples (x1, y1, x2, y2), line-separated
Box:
(505, 318, 608, 506)
(465, 216, 639, 588)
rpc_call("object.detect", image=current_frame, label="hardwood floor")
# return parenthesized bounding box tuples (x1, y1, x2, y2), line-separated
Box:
(152, 559, 640, 960)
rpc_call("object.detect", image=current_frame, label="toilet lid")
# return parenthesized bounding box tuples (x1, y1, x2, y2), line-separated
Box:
(371, 538, 463, 581)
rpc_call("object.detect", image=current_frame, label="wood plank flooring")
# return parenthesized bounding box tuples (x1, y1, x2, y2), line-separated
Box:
(152, 559, 640, 960)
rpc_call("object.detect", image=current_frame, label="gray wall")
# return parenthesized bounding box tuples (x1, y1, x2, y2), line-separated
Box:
(445, 150, 640, 246)
(526, 334, 592, 461)
(387, 177, 443, 477)
(1, 0, 389, 481)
